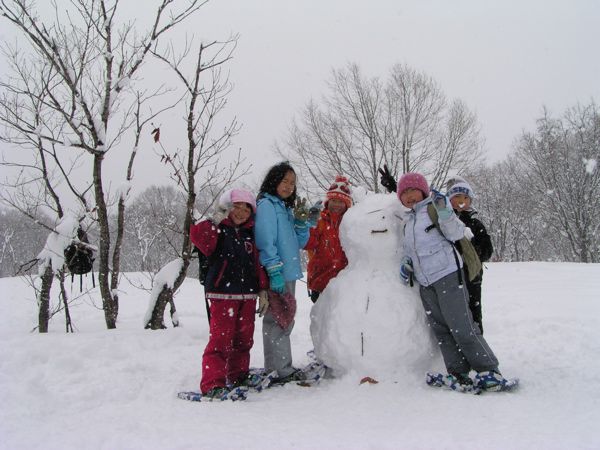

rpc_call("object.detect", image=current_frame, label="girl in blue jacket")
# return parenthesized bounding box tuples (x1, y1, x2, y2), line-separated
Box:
(398, 172, 513, 392)
(255, 162, 311, 383)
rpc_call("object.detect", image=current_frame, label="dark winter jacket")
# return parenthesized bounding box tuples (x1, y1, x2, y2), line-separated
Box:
(190, 217, 268, 300)
(456, 209, 493, 281)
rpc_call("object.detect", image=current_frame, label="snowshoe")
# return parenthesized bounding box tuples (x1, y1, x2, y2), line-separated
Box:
(270, 369, 307, 386)
(233, 369, 277, 392)
(426, 372, 480, 394)
(474, 371, 519, 392)
(177, 385, 248, 402)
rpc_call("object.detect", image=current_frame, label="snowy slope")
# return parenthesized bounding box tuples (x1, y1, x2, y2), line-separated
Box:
(1, 262, 599, 450)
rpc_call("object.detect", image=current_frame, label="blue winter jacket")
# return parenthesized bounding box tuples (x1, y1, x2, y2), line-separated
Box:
(403, 197, 465, 287)
(255, 193, 310, 281)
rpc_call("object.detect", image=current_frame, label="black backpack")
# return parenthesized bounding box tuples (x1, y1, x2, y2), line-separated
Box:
(192, 246, 213, 323)
(64, 243, 94, 275)
(64, 227, 95, 289)
(191, 246, 210, 286)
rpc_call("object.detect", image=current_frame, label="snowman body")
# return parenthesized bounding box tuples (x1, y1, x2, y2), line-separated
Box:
(310, 193, 440, 381)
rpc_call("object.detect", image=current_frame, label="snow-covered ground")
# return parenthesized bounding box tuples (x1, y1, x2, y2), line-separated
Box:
(1, 262, 599, 450)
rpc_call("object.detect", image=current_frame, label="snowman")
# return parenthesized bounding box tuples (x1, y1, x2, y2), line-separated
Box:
(310, 190, 440, 382)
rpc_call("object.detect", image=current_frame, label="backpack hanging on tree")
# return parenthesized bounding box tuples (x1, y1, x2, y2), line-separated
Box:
(64, 227, 95, 291)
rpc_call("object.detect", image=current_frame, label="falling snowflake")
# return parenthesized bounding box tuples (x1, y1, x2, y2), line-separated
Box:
(583, 158, 597, 174)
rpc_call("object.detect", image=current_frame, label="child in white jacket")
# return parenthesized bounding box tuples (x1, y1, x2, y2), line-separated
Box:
(397, 172, 512, 391)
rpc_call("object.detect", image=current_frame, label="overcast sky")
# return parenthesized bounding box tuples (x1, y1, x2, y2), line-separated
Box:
(1, 0, 599, 193)
(196, 0, 600, 185)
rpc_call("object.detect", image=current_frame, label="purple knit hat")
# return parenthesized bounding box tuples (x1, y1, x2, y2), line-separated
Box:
(396, 172, 430, 200)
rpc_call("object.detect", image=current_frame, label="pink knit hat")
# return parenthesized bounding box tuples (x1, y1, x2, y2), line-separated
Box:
(220, 188, 257, 213)
(396, 172, 430, 200)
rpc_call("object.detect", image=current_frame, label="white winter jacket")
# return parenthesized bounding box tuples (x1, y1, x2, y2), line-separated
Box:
(402, 197, 465, 287)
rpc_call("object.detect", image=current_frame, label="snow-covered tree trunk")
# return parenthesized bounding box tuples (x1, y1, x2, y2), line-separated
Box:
(145, 36, 244, 329)
(144, 199, 194, 329)
(58, 271, 73, 333)
(37, 265, 54, 333)
(93, 153, 117, 329)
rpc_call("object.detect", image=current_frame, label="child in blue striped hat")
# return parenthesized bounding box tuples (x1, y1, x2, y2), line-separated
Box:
(446, 179, 493, 334)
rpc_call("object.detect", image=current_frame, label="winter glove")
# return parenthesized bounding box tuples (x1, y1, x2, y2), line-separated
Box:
(431, 189, 453, 220)
(266, 264, 285, 294)
(378, 164, 397, 193)
(309, 290, 320, 303)
(257, 290, 269, 317)
(192, 207, 203, 224)
(294, 197, 309, 222)
(209, 204, 230, 225)
(308, 200, 323, 223)
(464, 226, 474, 240)
(400, 256, 414, 287)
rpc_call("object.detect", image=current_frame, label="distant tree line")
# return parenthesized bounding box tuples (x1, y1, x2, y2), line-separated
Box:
(276, 62, 599, 264)
(2, 98, 597, 278)
(465, 101, 599, 263)
(0, 184, 202, 278)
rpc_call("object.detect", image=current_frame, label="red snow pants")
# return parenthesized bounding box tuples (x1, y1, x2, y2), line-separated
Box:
(200, 298, 256, 393)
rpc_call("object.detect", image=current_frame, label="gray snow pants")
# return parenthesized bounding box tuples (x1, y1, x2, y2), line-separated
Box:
(419, 271, 499, 374)
(262, 281, 296, 378)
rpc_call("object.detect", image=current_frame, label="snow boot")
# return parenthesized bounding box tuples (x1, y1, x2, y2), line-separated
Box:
(271, 369, 306, 386)
(426, 372, 478, 393)
(203, 387, 231, 401)
(449, 372, 473, 388)
(475, 370, 518, 392)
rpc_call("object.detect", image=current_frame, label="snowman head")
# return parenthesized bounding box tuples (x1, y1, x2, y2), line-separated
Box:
(340, 194, 403, 267)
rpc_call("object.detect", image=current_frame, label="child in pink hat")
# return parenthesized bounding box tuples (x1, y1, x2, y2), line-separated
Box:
(189, 188, 269, 400)
(396, 172, 513, 392)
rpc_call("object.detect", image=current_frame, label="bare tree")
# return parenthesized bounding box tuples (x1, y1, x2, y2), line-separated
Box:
(386, 63, 445, 176)
(0, 207, 47, 277)
(279, 62, 483, 195)
(0, 39, 93, 332)
(1, 0, 206, 329)
(144, 35, 248, 329)
(513, 103, 600, 262)
(464, 100, 599, 263)
(120, 185, 184, 272)
(466, 160, 548, 262)
(429, 99, 483, 188)
(109, 88, 180, 318)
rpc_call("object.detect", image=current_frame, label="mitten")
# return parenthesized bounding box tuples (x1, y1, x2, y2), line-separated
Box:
(210, 204, 230, 225)
(308, 200, 323, 223)
(309, 290, 320, 303)
(294, 197, 309, 222)
(464, 226, 474, 240)
(431, 189, 453, 220)
(400, 256, 414, 286)
(192, 207, 202, 224)
(266, 264, 285, 294)
(257, 290, 269, 317)
(378, 164, 397, 193)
